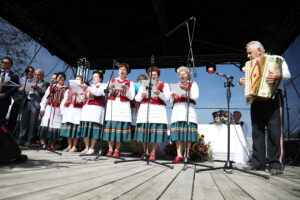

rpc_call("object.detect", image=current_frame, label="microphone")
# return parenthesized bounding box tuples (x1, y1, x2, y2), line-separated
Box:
(165, 16, 196, 37)
(190, 16, 196, 21)
(215, 72, 234, 79)
(151, 55, 155, 67)
(113, 59, 119, 67)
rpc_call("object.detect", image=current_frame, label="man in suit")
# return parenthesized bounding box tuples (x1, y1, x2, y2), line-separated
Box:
(19, 69, 49, 147)
(0, 57, 19, 127)
(8, 66, 35, 133)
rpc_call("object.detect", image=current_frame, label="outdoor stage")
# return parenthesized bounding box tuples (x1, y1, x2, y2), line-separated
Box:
(0, 149, 299, 200)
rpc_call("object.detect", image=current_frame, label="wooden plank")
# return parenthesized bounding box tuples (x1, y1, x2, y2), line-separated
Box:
(228, 171, 300, 200)
(159, 165, 195, 200)
(267, 176, 300, 197)
(0, 159, 89, 174)
(0, 160, 113, 178)
(284, 166, 300, 175)
(211, 172, 253, 200)
(0, 154, 114, 174)
(0, 161, 115, 188)
(0, 162, 148, 199)
(116, 165, 182, 200)
(193, 171, 224, 200)
(66, 166, 167, 200)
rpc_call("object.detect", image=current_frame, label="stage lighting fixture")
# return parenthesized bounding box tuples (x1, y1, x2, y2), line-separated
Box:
(206, 64, 216, 74)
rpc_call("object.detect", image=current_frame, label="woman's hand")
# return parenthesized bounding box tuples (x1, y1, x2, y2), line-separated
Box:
(171, 93, 176, 99)
(180, 84, 190, 91)
(153, 90, 160, 95)
(141, 92, 147, 98)
(109, 84, 115, 90)
(122, 85, 129, 90)
(81, 83, 88, 89)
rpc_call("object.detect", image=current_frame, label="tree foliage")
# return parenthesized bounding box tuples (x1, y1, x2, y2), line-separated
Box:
(0, 17, 33, 74)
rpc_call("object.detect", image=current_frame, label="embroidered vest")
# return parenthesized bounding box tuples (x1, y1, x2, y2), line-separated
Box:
(46, 85, 68, 107)
(173, 82, 196, 105)
(108, 78, 131, 102)
(141, 82, 166, 106)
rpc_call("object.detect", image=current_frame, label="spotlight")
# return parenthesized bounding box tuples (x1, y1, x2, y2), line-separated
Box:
(206, 64, 216, 74)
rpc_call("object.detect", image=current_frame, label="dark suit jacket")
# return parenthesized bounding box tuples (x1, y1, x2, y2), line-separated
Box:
(0, 70, 19, 104)
(28, 80, 50, 109)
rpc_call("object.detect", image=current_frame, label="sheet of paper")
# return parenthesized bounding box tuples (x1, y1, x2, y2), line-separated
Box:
(113, 82, 125, 90)
(69, 80, 83, 94)
(24, 80, 35, 93)
(141, 80, 158, 97)
(170, 83, 186, 95)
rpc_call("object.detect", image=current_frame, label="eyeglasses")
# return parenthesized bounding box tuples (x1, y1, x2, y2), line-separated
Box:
(1, 61, 11, 64)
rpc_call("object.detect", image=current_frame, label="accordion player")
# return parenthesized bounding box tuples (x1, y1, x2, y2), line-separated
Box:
(244, 55, 282, 103)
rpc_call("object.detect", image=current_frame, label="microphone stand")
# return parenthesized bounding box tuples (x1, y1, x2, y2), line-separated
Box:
(82, 60, 124, 161)
(114, 56, 173, 169)
(11, 71, 29, 138)
(162, 19, 212, 170)
(195, 73, 269, 179)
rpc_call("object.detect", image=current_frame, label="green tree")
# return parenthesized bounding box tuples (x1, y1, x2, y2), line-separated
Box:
(0, 17, 33, 74)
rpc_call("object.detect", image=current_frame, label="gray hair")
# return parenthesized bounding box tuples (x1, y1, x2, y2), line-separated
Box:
(177, 66, 191, 78)
(246, 41, 265, 52)
(34, 68, 44, 77)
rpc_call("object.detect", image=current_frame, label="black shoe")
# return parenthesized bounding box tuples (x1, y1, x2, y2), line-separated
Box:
(17, 139, 24, 146)
(24, 142, 32, 148)
(270, 169, 283, 175)
(243, 165, 265, 171)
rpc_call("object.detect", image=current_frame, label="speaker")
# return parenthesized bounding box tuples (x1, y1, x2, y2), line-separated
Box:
(0, 126, 27, 164)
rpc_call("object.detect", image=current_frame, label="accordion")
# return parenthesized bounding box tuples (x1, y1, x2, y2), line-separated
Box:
(244, 55, 282, 103)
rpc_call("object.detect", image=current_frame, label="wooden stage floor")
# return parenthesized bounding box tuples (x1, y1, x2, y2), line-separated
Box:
(0, 149, 299, 200)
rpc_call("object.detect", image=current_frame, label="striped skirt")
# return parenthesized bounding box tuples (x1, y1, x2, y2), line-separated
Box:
(135, 123, 168, 143)
(37, 126, 60, 139)
(102, 120, 131, 142)
(170, 121, 198, 142)
(60, 122, 81, 138)
(80, 121, 102, 140)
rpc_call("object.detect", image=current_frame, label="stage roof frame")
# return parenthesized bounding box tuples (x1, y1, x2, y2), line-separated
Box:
(0, 0, 299, 69)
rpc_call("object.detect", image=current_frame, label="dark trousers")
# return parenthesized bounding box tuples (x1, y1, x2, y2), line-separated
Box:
(0, 98, 11, 126)
(250, 91, 284, 170)
(19, 100, 40, 144)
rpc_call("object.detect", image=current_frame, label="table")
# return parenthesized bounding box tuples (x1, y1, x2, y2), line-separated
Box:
(198, 124, 250, 164)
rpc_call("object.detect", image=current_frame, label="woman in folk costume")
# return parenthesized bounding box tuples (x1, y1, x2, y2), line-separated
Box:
(38, 72, 68, 150)
(80, 71, 105, 155)
(135, 66, 170, 161)
(130, 74, 148, 157)
(170, 66, 199, 162)
(103, 63, 135, 158)
(59, 75, 84, 152)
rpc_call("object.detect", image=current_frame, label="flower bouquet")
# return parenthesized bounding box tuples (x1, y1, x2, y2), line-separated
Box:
(189, 134, 213, 162)
(210, 110, 229, 125)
